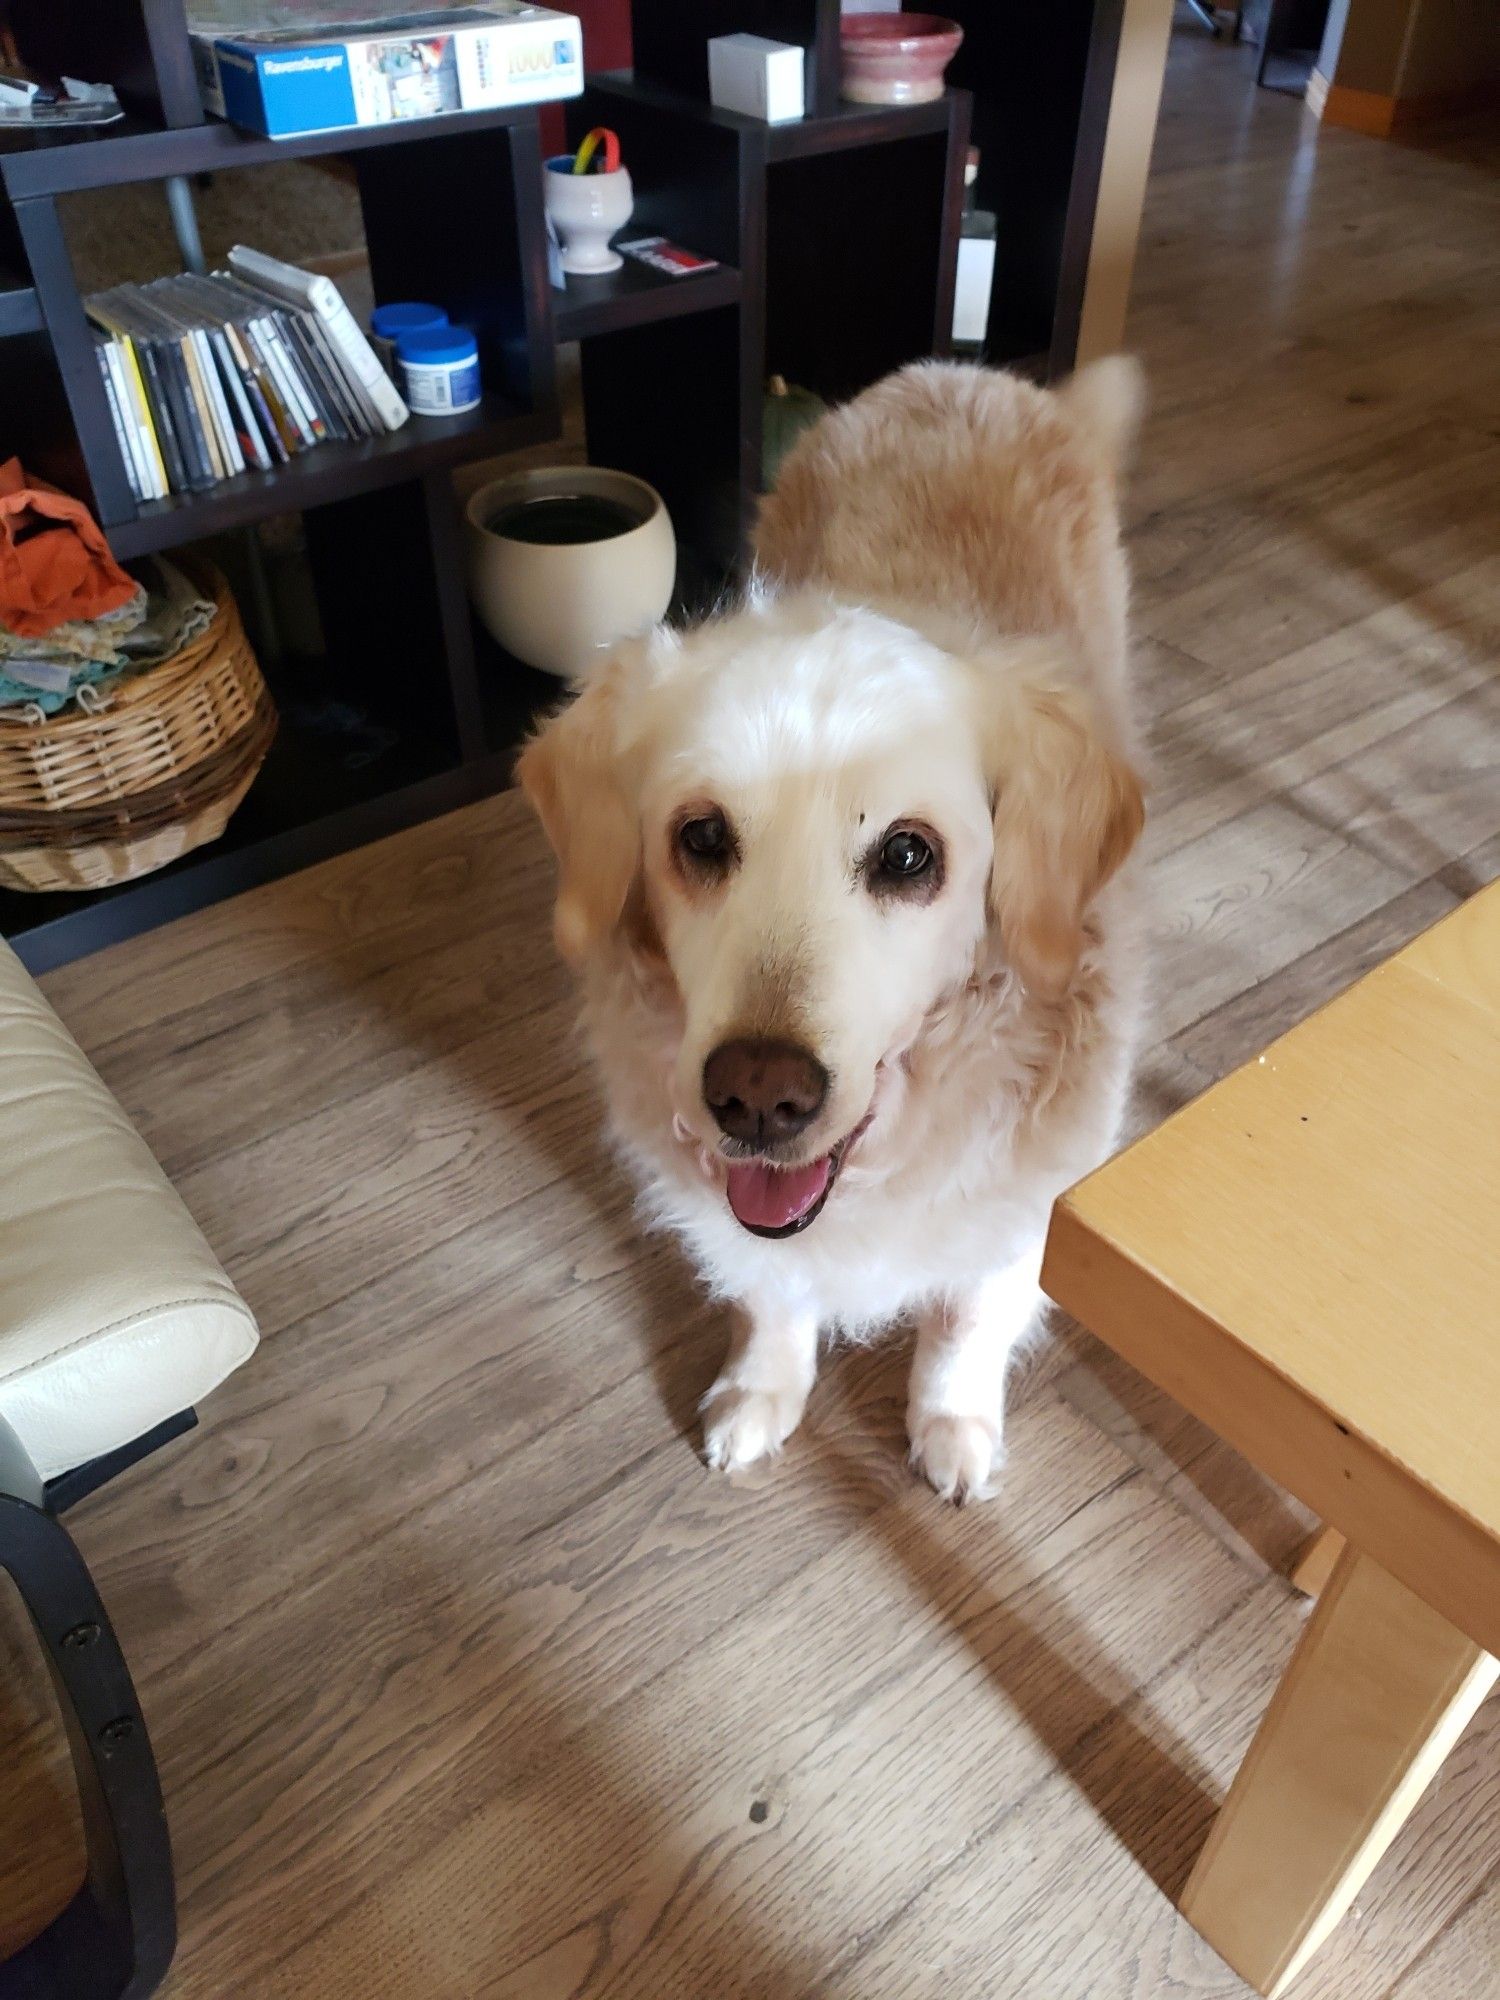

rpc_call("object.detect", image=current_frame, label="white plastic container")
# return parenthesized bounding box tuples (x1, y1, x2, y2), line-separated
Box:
(370, 301, 448, 381)
(396, 325, 481, 416)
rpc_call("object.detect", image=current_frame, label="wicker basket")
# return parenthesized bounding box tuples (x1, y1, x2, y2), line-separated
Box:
(0, 557, 276, 893)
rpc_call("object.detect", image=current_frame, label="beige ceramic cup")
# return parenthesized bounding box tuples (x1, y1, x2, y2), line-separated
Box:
(464, 466, 676, 679)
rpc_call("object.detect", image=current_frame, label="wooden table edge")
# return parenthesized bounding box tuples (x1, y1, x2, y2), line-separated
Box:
(1041, 1199, 1500, 1661)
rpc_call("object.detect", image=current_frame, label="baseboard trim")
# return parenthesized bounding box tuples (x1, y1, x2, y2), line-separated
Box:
(1307, 72, 1500, 136)
(1311, 80, 1399, 136)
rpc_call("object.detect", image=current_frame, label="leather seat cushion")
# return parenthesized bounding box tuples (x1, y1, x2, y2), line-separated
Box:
(0, 941, 257, 1482)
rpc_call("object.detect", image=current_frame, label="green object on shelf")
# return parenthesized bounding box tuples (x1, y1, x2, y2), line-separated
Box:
(762, 375, 827, 490)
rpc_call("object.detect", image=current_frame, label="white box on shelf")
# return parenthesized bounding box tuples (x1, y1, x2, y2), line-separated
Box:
(953, 235, 996, 344)
(707, 34, 805, 124)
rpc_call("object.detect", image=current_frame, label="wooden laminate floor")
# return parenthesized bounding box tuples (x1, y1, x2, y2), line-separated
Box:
(5, 23, 1500, 1998)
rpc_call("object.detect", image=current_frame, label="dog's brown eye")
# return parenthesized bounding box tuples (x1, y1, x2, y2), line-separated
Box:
(879, 830, 933, 879)
(679, 813, 730, 861)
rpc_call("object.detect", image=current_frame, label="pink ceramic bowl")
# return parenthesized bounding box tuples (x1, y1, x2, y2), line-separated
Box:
(839, 13, 963, 106)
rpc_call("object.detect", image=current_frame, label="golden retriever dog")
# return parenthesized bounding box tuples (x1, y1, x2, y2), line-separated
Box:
(519, 358, 1146, 1501)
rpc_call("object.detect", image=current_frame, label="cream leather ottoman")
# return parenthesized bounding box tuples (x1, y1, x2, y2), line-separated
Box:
(0, 939, 258, 2000)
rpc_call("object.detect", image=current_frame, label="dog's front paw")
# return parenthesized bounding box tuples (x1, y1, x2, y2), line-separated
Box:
(702, 1379, 806, 1473)
(908, 1411, 1003, 1504)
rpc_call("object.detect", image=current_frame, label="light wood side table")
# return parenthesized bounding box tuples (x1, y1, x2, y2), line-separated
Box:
(1042, 881, 1500, 1996)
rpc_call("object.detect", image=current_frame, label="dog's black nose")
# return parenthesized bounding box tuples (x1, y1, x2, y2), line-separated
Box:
(703, 1038, 828, 1147)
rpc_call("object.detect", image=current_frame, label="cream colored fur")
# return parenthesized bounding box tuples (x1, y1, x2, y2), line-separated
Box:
(519, 358, 1147, 1500)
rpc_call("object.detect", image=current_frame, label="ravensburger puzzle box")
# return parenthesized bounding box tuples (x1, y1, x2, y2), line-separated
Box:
(192, 5, 583, 138)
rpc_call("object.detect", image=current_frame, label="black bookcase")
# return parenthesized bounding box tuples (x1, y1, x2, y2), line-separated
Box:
(0, 0, 1122, 973)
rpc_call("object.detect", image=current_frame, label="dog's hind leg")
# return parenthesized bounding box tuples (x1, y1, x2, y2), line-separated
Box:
(701, 1301, 820, 1474)
(907, 1253, 1044, 1503)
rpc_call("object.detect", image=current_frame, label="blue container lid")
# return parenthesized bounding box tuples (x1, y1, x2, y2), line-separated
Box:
(397, 325, 479, 365)
(372, 301, 448, 338)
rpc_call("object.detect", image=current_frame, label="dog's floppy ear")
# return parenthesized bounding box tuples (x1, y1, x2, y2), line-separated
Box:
(982, 656, 1144, 1002)
(517, 648, 643, 967)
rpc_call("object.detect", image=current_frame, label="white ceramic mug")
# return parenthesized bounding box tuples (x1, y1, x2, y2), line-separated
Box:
(543, 157, 634, 276)
(465, 466, 676, 679)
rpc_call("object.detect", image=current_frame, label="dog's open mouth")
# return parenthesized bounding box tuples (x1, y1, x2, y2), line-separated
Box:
(722, 1104, 877, 1238)
(724, 1144, 844, 1238)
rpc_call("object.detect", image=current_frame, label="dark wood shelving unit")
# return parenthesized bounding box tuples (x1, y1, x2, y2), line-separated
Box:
(108, 397, 554, 559)
(0, 271, 42, 337)
(576, 66, 956, 158)
(553, 258, 743, 342)
(1, 0, 1128, 972)
(3, 106, 557, 543)
(0, 97, 549, 199)
(763, 93, 954, 161)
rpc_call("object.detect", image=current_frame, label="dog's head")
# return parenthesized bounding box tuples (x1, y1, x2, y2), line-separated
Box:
(519, 593, 1142, 1238)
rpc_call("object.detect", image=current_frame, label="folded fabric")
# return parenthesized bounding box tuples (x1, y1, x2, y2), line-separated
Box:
(117, 556, 215, 664)
(0, 458, 139, 638)
(0, 557, 214, 716)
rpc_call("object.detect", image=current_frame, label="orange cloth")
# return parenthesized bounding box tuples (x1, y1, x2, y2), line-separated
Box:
(0, 458, 138, 639)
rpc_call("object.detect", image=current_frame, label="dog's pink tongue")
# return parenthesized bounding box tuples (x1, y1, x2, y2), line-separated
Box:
(725, 1156, 833, 1231)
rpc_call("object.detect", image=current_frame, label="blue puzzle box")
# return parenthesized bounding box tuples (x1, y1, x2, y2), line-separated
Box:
(192, 5, 583, 139)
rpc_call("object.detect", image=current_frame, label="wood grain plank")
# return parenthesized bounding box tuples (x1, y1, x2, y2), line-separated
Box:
(1171, 830, 1500, 1082)
(1136, 432, 1500, 676)
(1145, 796, 1408, 1042)
(145, 1379, 1141, 1991)
(39, 792, 543, 1038)
(78, 874, 567, 1181)
(837, 1585, 1500, 2000)
(1147, 557, 1500, 857)
(1385, 1859, 1500, 1998)
(832, 1586, 1307, 2000)
(220, 1464, 1256, 2000)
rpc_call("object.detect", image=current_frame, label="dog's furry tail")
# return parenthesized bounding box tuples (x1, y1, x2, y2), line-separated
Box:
(1058, 354, 1145, 481)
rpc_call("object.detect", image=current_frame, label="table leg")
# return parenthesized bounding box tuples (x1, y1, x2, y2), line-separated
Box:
(1287, 1525, 1345, 1596)
(1181, 1544, 1498, 1997)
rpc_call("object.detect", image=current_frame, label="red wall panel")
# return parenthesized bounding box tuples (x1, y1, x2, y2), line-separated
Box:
(575, 0, 634, 71)
(543, 0, 633, 151)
